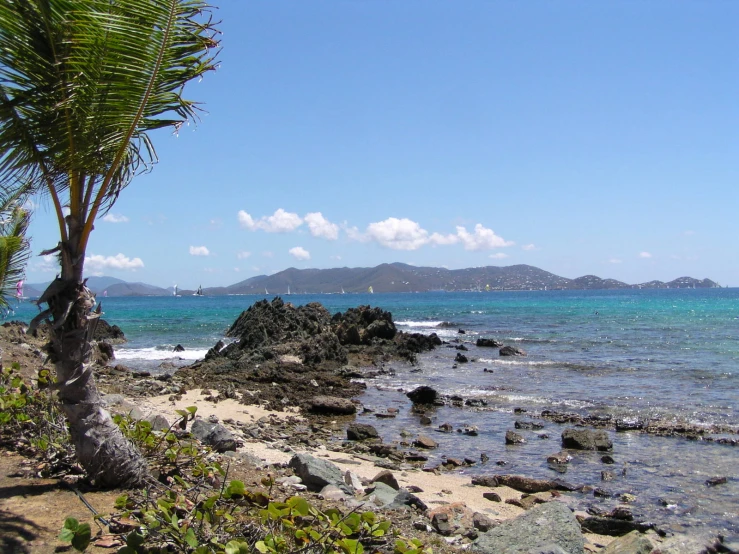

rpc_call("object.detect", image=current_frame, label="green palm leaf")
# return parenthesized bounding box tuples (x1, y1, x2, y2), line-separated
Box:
(0, 191, 31, 309)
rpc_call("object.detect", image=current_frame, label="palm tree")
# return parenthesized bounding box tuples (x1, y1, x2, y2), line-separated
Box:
(0, 192, 31, 311)
(0, 1, 220, 487)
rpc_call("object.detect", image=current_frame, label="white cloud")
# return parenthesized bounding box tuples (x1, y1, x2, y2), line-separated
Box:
(86, 253, 144, 271)
(366, 218, 429, 250)
(489, 252, 509, 259)
(639, 252, 652, 259)
(609, 258, 623, 264)
(289, 246, 311, 260)
(237, 251, 251, 259)
(455, 224, 513, 251)
(429, 232, 459, 246)
(238, 210, 256, 229)
(103, 213, 129, 223)
(238, 208, 303, 233)
(522, 244, 536, 251)
(305, 212, 339, 240)
(32, 254, 58, 274)
(344, 224, 368, 242)
(189, 246, 210, 256)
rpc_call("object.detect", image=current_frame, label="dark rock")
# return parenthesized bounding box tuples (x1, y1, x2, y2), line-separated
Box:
(601, 455, 615, 464)
(472, 501, 584, 554)
(515, 420, 544, 430)
(473, 512, 495, 532)
(407, 386, 438, 404)
(413, 435, 438, 449)
(505, 430, 526, 445)
(455, 344, 469, 351)
(190, 418, 237, 453)
(444, 457, 465, 467)
(615, 419, 645, 431)
(455, 352, 469, 363)
(561, 428, 613, 451)
(472, 476, 499, 487)
(496, 475, 561, 493)
(93, 319, 126, 343)
(173, 344, 185, 352)
(601, 470, 616, 481)
(346, 423, 379, 441)
(432, 513, 453, 536)
(483, 491, 502, 502)
(477, 338, 503, 348)
(577, 516, 653, 536)
(419, 415, 432, 425)
(458, 329, 466, 334)
(438, 422, 454, 433)
(288, 453, 352, 494)
(387, 489, 427, 511)
(499, 345, 526, 357)
(706, 476, 727, 486)
(593, 488, 612, 498)
(371, 470, 399, 490)
(95, 341, 115, 364)
(331, 305, 397, 345)
(547, 452, 571, 465)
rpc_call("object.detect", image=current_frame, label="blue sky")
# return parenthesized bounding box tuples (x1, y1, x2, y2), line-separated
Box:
(25, 1, 738, 288)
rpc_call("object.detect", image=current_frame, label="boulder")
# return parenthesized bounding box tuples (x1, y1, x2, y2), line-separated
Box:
(406, 386, 438, 404)
(145, 414, 170, 432)
(578, 516, 653, 536)
(371, 470, 400, 490)
(190, 418, 237, 452)
(472, 501, 584, 554)
(599, 530, 655, 554)
(413, 435, 438, 449)
(505, 431, 525, 445)
(288, 453, 352, 494)
(331, 305, 397, 345)
(310, 395, 357, 415)
(496, 475, 561, 493)
(346, 423, 379, 441)
(93, 319, 126, 343)
(499, 346, 526, 357)
(173, 344, 185, 352)
(455, 352, 469, 363)
(476, 338, 502, 348)
(562, 428, 613, 451)
(515, 420, 544, 430)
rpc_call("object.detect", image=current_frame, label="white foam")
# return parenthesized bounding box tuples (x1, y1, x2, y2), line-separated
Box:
(396, 320, 446, 328)
(114, 347, 208, 361)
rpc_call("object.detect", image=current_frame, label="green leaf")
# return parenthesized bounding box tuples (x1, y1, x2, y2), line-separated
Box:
(287, 496, 310, 517)
(71, 523, 91, 552)
(185, 527, 198, 548)
(126, 531, 146, 548)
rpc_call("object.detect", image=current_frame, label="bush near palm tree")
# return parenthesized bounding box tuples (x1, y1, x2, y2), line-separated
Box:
(0, 0, 220, 487)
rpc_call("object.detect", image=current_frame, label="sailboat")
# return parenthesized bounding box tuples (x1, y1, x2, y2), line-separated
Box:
(173, 285, 181, 297)
(341, 287, 345, 294)
(15, 279, 25, 301)
(367, 286, 373, 294)
(265, 287, 269, 295)
(287, 285, 291, 295)
(194, 285, 204, 296)
(103, 290, 108, 298)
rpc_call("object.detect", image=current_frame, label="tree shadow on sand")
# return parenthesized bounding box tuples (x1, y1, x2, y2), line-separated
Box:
(0, 508, 47, 554)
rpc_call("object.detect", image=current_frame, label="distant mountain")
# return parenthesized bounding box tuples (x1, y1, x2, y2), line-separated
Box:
(25, 264, 721, 297)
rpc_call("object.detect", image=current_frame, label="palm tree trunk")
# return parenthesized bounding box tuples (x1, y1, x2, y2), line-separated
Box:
(46, 278, 148, 487)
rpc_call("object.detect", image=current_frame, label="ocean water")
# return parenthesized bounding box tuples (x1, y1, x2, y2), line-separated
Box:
(10, 289, 738, 535)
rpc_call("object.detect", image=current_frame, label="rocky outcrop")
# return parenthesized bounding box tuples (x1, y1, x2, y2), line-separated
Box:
(93, 319, 126, 344)
(190, 418, 237, 453)
(500, 345, 526, 357)
(476, 338, 502, 348)
(346, 423, 379, 441)
(406, 386, 438, 404)
(331, 305, 397, 345)
(309, 395, 357, 415)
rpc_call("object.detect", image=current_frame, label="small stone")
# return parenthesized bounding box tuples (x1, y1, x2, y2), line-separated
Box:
(706, 476, 727, 487)
(601, 470, 616, 481)
(483, 491, 502, 502)
(413, 435, 438, 449)
(505, 430, 525, 444)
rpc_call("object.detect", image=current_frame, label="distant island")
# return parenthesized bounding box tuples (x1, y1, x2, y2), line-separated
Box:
(25, 263, 721, 298)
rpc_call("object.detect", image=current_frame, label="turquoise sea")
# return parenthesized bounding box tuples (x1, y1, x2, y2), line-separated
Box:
(10, 288, 739, 535)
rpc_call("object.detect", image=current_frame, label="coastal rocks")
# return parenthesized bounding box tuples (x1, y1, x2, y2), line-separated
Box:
(577, 516, 653, 536)
(331, 305, 397, 345)
(190, 418, 237, 453)
(413, 435, 438, 449)
(599, 530, 655, 554)
(472, 501, 585, 554)
(346, 423, 379, 441)
(288, 453, 352, 494)
(476, 338, 502, 348)
(93, 319, 126, 343)
(496, 475, 562, 493)
(173, 344, 185, 352)
(561, 428, 613, 451)
(407, 386, 438, 405)
(515, 420, 544, 430)
(455, 352, 469, 363)
(505, 431, 526, 445)
(309, 395, 357, 415)
(499, 345, 526, 357)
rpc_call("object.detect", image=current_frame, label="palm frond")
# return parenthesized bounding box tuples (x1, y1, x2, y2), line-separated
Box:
(0, 196, 31, 309)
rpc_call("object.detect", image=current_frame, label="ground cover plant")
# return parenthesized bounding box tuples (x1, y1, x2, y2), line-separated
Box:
(0, 364, 433, 553)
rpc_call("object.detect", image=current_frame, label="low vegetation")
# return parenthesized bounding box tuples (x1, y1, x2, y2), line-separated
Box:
(0, 363, 433, 553)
